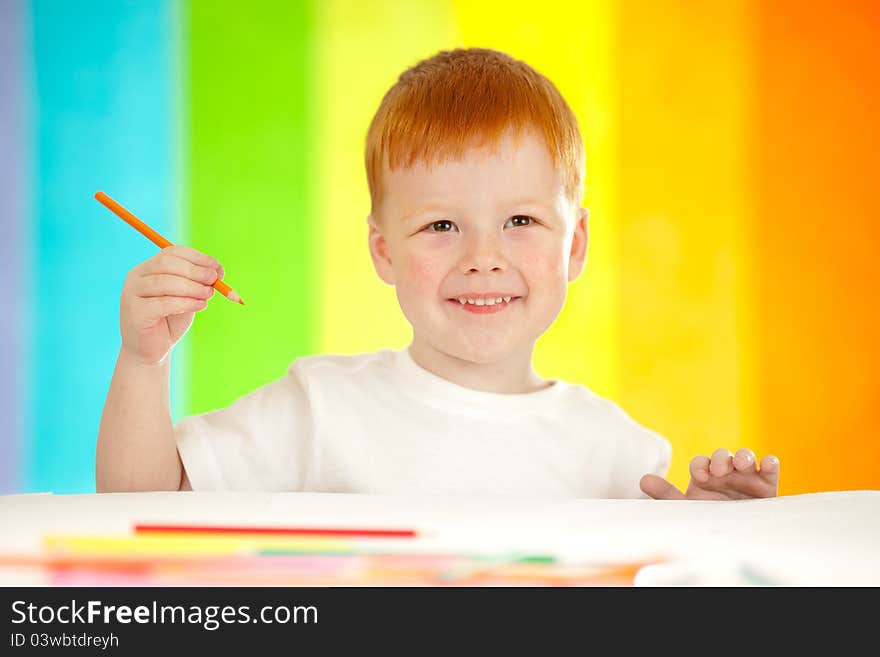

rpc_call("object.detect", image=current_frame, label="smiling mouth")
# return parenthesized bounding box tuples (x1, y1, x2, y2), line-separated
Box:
(446, 296, 522, 314)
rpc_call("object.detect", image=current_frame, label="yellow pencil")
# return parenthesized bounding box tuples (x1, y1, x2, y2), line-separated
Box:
(44, 534, 351, 558)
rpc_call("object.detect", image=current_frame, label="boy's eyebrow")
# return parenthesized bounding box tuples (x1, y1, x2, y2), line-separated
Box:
(507, 198, 557, 212)
(400, 203, 452, 224)
(400, 198, 557, 223)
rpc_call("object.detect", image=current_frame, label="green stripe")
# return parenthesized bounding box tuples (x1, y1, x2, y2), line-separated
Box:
(185, 0, 316, 415)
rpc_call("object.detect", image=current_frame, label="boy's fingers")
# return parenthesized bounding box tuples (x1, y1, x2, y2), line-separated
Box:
(709, 448, 734, 477)
(161, 245, 220, 269)
(689, 455, 711, 483)
(733, 448, 757, 474)
(759, 455, 780, 479)
(132, 274, 215, 300)
(137, 296, 208, 321)
(163, 245, 224, 280)
(143, 252, 220, 285)
(640, 474, 686, 500)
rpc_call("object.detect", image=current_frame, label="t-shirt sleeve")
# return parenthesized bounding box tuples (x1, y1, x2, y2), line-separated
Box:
(604, 410, 672, 499)
(173, 362, 314, 491)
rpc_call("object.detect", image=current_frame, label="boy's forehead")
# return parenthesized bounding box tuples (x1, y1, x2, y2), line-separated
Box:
(381, 130, 566, 214)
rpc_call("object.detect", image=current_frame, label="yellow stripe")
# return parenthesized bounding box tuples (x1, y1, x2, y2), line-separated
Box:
(451, 0, 621, 396)
(615, 1, 753, 489)
(314, 1, 460, 355)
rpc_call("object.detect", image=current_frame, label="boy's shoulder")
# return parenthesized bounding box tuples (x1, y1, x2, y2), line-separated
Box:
(558, 383, 643, 424)
(286, 349, 395, 377)
(553, 381, 671, 453)
(282, 349, 400, 395)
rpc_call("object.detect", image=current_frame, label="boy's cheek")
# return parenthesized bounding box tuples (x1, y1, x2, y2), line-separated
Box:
(400, 252, 447, 290)
(509, 235, 564, 266)
(512, 247, 561, 281)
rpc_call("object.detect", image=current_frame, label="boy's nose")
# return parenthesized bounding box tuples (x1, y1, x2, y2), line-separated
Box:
(458, 235, 508, 273)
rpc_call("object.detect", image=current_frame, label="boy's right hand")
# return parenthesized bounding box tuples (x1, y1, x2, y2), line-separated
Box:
(120, 245, 224, 366)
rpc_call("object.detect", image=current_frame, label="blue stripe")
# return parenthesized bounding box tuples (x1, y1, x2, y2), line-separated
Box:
(0, 0, 24, 494)
(29, 0, 180, 493)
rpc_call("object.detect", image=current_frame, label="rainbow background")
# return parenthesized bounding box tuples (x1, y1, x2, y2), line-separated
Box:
(2, 0, 878, 496)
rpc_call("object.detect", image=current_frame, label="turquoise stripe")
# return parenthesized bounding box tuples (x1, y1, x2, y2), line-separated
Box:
(0, 0, 24, 493)
(29, 0, 180, 493)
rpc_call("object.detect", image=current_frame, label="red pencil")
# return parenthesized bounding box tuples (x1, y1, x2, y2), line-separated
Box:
(134, 524, 417, 539)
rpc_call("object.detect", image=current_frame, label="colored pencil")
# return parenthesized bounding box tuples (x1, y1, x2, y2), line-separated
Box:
(94, 190, 244, 305)
(44, 533, 351, 557)
(135, 523, 417, 539)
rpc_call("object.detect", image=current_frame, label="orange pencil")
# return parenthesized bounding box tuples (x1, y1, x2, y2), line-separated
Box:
(95, 190, 244, 305)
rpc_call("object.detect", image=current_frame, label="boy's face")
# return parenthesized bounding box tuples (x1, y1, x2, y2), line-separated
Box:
(368, 129, 588, 367)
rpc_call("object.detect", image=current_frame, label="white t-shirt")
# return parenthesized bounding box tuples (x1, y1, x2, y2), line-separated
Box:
(174, 348, 671, 498)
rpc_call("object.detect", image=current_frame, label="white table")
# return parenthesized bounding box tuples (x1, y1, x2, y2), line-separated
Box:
(1, 490, 878, 585)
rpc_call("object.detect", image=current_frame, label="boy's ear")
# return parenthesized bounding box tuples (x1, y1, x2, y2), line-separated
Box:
(567, 207, 589, 282)
(367, 214, 396, 285)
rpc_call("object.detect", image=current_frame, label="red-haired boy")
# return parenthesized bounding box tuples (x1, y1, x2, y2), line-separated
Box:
(97, 48, 778, 500)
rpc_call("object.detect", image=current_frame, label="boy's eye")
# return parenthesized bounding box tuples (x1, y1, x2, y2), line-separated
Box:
(426, 220, 457, 233)
(506, 215, 534, 228)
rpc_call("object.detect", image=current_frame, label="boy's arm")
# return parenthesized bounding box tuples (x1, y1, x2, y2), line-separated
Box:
(96, 245, 223, 493)
(95, 348, 185, 492)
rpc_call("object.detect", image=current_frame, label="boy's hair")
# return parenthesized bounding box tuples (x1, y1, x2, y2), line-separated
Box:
(365, 47, 585, 215)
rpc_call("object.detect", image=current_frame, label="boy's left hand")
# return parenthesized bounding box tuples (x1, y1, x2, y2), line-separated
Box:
(639, 448, 780, 500)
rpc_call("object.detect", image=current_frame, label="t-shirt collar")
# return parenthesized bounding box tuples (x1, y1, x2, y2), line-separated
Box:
(391, 346, 563, 415)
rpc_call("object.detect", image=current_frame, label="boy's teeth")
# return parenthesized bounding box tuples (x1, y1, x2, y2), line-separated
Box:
(455, 296, 514, 305)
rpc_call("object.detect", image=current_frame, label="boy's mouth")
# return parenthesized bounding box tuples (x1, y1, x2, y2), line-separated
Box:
(446, 294, 522, 315)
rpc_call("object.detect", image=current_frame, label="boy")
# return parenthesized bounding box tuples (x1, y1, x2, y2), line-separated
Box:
(96, 48, 779, 500)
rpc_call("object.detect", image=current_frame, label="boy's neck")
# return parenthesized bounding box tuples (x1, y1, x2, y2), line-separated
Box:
(407, 339, 551, 394)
